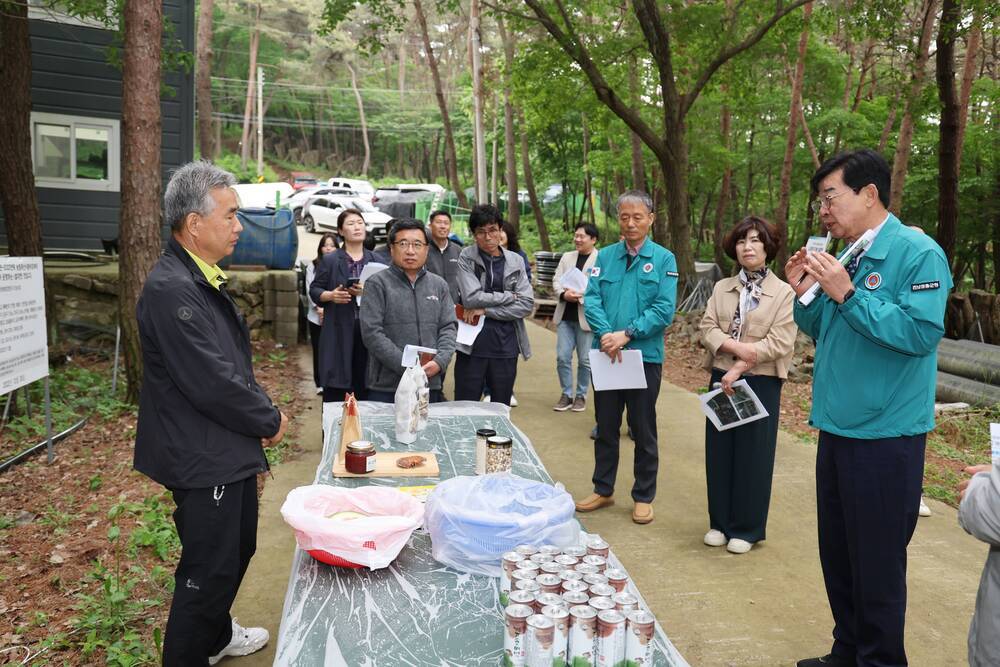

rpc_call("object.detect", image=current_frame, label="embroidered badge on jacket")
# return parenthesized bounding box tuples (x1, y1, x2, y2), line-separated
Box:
(864, 272, 882, 290)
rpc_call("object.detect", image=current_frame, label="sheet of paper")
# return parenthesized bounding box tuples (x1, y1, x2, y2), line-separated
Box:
(402, 345, 437, 368)
(355, 262, 388, 307)
(991, 423, 1000, 464)
(588, 349, 647, 391)
(699, 379, 770, 432)
(806, 233, 831, 254)
(456, 315, 486, 347)
(560, 267, 588, 294)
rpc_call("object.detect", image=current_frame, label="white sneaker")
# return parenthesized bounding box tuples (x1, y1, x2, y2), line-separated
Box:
(208, 618, 269, 665)
(726, 538, 754, 554)
(510, 393, 518, 407)
(919, 496, 932, 517)
(481, 395, 491, 402)
(315, 386, 323, 395)
(703, 529, 726, 547)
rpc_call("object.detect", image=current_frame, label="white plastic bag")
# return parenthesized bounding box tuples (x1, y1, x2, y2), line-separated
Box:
(280, 485, 424, 569)
(425, 474, 580, 577)
(394, 365, 429, 443)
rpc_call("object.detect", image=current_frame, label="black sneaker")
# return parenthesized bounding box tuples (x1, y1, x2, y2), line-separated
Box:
(589, 426, 597, 440)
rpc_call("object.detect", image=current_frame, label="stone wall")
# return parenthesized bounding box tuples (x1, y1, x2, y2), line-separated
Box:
(45, 266, 300, 346)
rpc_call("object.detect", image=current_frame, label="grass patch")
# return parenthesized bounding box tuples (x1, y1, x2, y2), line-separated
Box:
(925, 407, 998, 506)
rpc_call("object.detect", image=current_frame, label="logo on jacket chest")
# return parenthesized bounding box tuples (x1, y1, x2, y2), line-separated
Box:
(177, 306, 193, 321)
(642, 262, 654, 273)
(864, 272, 882, 290)
(425, 295, 440, 301)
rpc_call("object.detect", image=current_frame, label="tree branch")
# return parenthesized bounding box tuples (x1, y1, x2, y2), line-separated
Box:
(681, 0, 811, 118)
(521, 0, 668, 163)
(631, 0, 680, 125)
(481, 0, 538, 23)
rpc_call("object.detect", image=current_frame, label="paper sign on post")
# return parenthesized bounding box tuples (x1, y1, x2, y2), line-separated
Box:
(588, 349, 647, 391)
(402, 345, 436, 368)
(0, 257, 48, 394)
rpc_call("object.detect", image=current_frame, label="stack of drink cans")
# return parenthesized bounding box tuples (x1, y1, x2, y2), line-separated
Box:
(500, 536, 657, 666)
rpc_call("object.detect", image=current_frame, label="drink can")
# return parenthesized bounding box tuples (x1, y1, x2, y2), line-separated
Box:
(525, 614, 555, 667)
(504, 603, 533, 666)
(560, 569, 584, 582)
(562, 590, 590, 607)
(605, 568, 629, 593)
(536, 573, 563, 595)
(582, 573, 609, 587)
(586, 537, 610, 558)
(588, 596, 615, 614)
(501, 552, 525, 604)
(561, 579, 589, 594)
(515, 561, 541, 577)
(514, 579, 541, 596)
(515, 544, 539, 557)
(595, 609, 627, 667)
(511, 569, 536, 587)
(582, 554, 607, 572)
(562, 545, 588, 559)
(589, 583, 616, 599)
(613, 591, 639, 614)
(625, 610, 656, 665)
(542, 605, 570, 665)
(568, 605, 598, 666)
(575, 563, 599, 576)
(554, 554, 579, 568)
(537, 592, 566, 610)
(530, 552, 555, 565)
(539, 544, 562, 556)
(540, 562, 564, 576)
(509, 589, 536, 615)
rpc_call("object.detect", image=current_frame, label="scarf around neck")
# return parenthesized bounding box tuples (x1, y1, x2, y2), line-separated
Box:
(730, 267, 768, 340)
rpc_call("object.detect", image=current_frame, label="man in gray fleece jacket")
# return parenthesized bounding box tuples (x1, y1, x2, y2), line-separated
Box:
(959, 461, 1000, 667)
(360, 218, 457, 402)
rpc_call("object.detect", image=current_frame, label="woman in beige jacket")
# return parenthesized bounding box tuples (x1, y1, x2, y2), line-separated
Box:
(699, 216, 797, 555)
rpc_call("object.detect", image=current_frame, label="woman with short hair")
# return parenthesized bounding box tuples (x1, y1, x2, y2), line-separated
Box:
(698, 215, 798, 554)
(310, 209, 377, 402)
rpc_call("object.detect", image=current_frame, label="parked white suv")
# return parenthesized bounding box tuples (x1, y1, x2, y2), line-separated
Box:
(302, 194, 392, 243)
(327, 178, 375, 203)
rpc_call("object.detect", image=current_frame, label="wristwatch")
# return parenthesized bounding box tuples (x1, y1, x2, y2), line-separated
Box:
(624, 326, 636, 340)
(841, 287, 856, 304)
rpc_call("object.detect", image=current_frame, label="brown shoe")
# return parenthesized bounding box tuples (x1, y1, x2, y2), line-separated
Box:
(571, 396, 586, 412)
(632, 502, 654, 524)
(575, 493, 614, 513)
(553, 395, 573, 411)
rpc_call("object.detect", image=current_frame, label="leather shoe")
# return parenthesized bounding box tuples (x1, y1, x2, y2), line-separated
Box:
(796, 654, 855, 667)
(632, 502, 654, 524)
(575, 493, 614, 512)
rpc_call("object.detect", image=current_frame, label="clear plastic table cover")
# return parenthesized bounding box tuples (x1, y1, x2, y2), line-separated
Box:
(273, 401, 689, 666)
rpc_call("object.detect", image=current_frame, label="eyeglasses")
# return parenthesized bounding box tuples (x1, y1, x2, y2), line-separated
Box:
(474, 227, 501, 237)
(393, 241, 427, 250)
(810, 190, 850, 214)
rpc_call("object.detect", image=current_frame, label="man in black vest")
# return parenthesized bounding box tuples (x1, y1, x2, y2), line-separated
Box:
(134, 160, 288, 666)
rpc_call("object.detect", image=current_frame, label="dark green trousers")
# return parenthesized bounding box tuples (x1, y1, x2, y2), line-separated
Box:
(704, 369, 783, 543)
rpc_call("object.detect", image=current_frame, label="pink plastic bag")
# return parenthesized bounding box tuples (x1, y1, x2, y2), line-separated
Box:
(280, 485, 424, 569)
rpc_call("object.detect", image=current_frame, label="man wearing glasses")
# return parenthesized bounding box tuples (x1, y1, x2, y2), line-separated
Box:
(454, 204, 534, 405)
(575, 190, 678, 525)
(360, 218, 457, 403)
(786, 150, 951, 667)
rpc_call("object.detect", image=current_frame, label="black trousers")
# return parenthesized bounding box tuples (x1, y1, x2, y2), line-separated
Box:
(308, 321, 322, 388)
(366, 388, 445, 404)
(592, 362, 662, 503)
(163, 476, 258, 666)
(453, 352, 517, 406)
(816, 431, 925, 667)
(704, 369, 782, 542)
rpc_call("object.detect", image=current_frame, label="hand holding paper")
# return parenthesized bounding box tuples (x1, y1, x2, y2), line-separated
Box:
(589, 349, 647, 391)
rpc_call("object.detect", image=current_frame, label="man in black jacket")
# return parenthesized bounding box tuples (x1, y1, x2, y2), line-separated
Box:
(135, 160, 288, 666)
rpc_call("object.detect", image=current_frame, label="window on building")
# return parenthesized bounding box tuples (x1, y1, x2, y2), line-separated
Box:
(31, 112, 119, 192)
(27, 0, 117, 29)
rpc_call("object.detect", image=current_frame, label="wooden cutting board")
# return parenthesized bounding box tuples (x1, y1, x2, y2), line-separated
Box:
(332, 451, 439, 478)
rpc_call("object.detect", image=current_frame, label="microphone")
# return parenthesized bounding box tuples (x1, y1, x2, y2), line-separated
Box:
(798, 228, 877, 307)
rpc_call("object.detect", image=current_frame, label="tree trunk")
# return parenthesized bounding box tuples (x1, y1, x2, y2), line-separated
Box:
(119, 0, 163, 402)
(518, 108, 549, 251)
(713, 103, 732, 271)
(877, 100, 898, 153)
(935, 0, 961, 268)
(582, 114, 594, 226)
(239, 3, 260, 170)
(627, 55, 647, 191)
(397, 31, 406, 176)
(469, 0, 487, 204)
(0, 0, 43, 257)
(497, 18, 519, 230)
(889, 0, 937, 213)
(774, 1, 812, 274)
(346, 63, 370, 176)
(955, 11, 982, 169)
(659, 122, 693, 285)
(195, 0, 215, 159)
